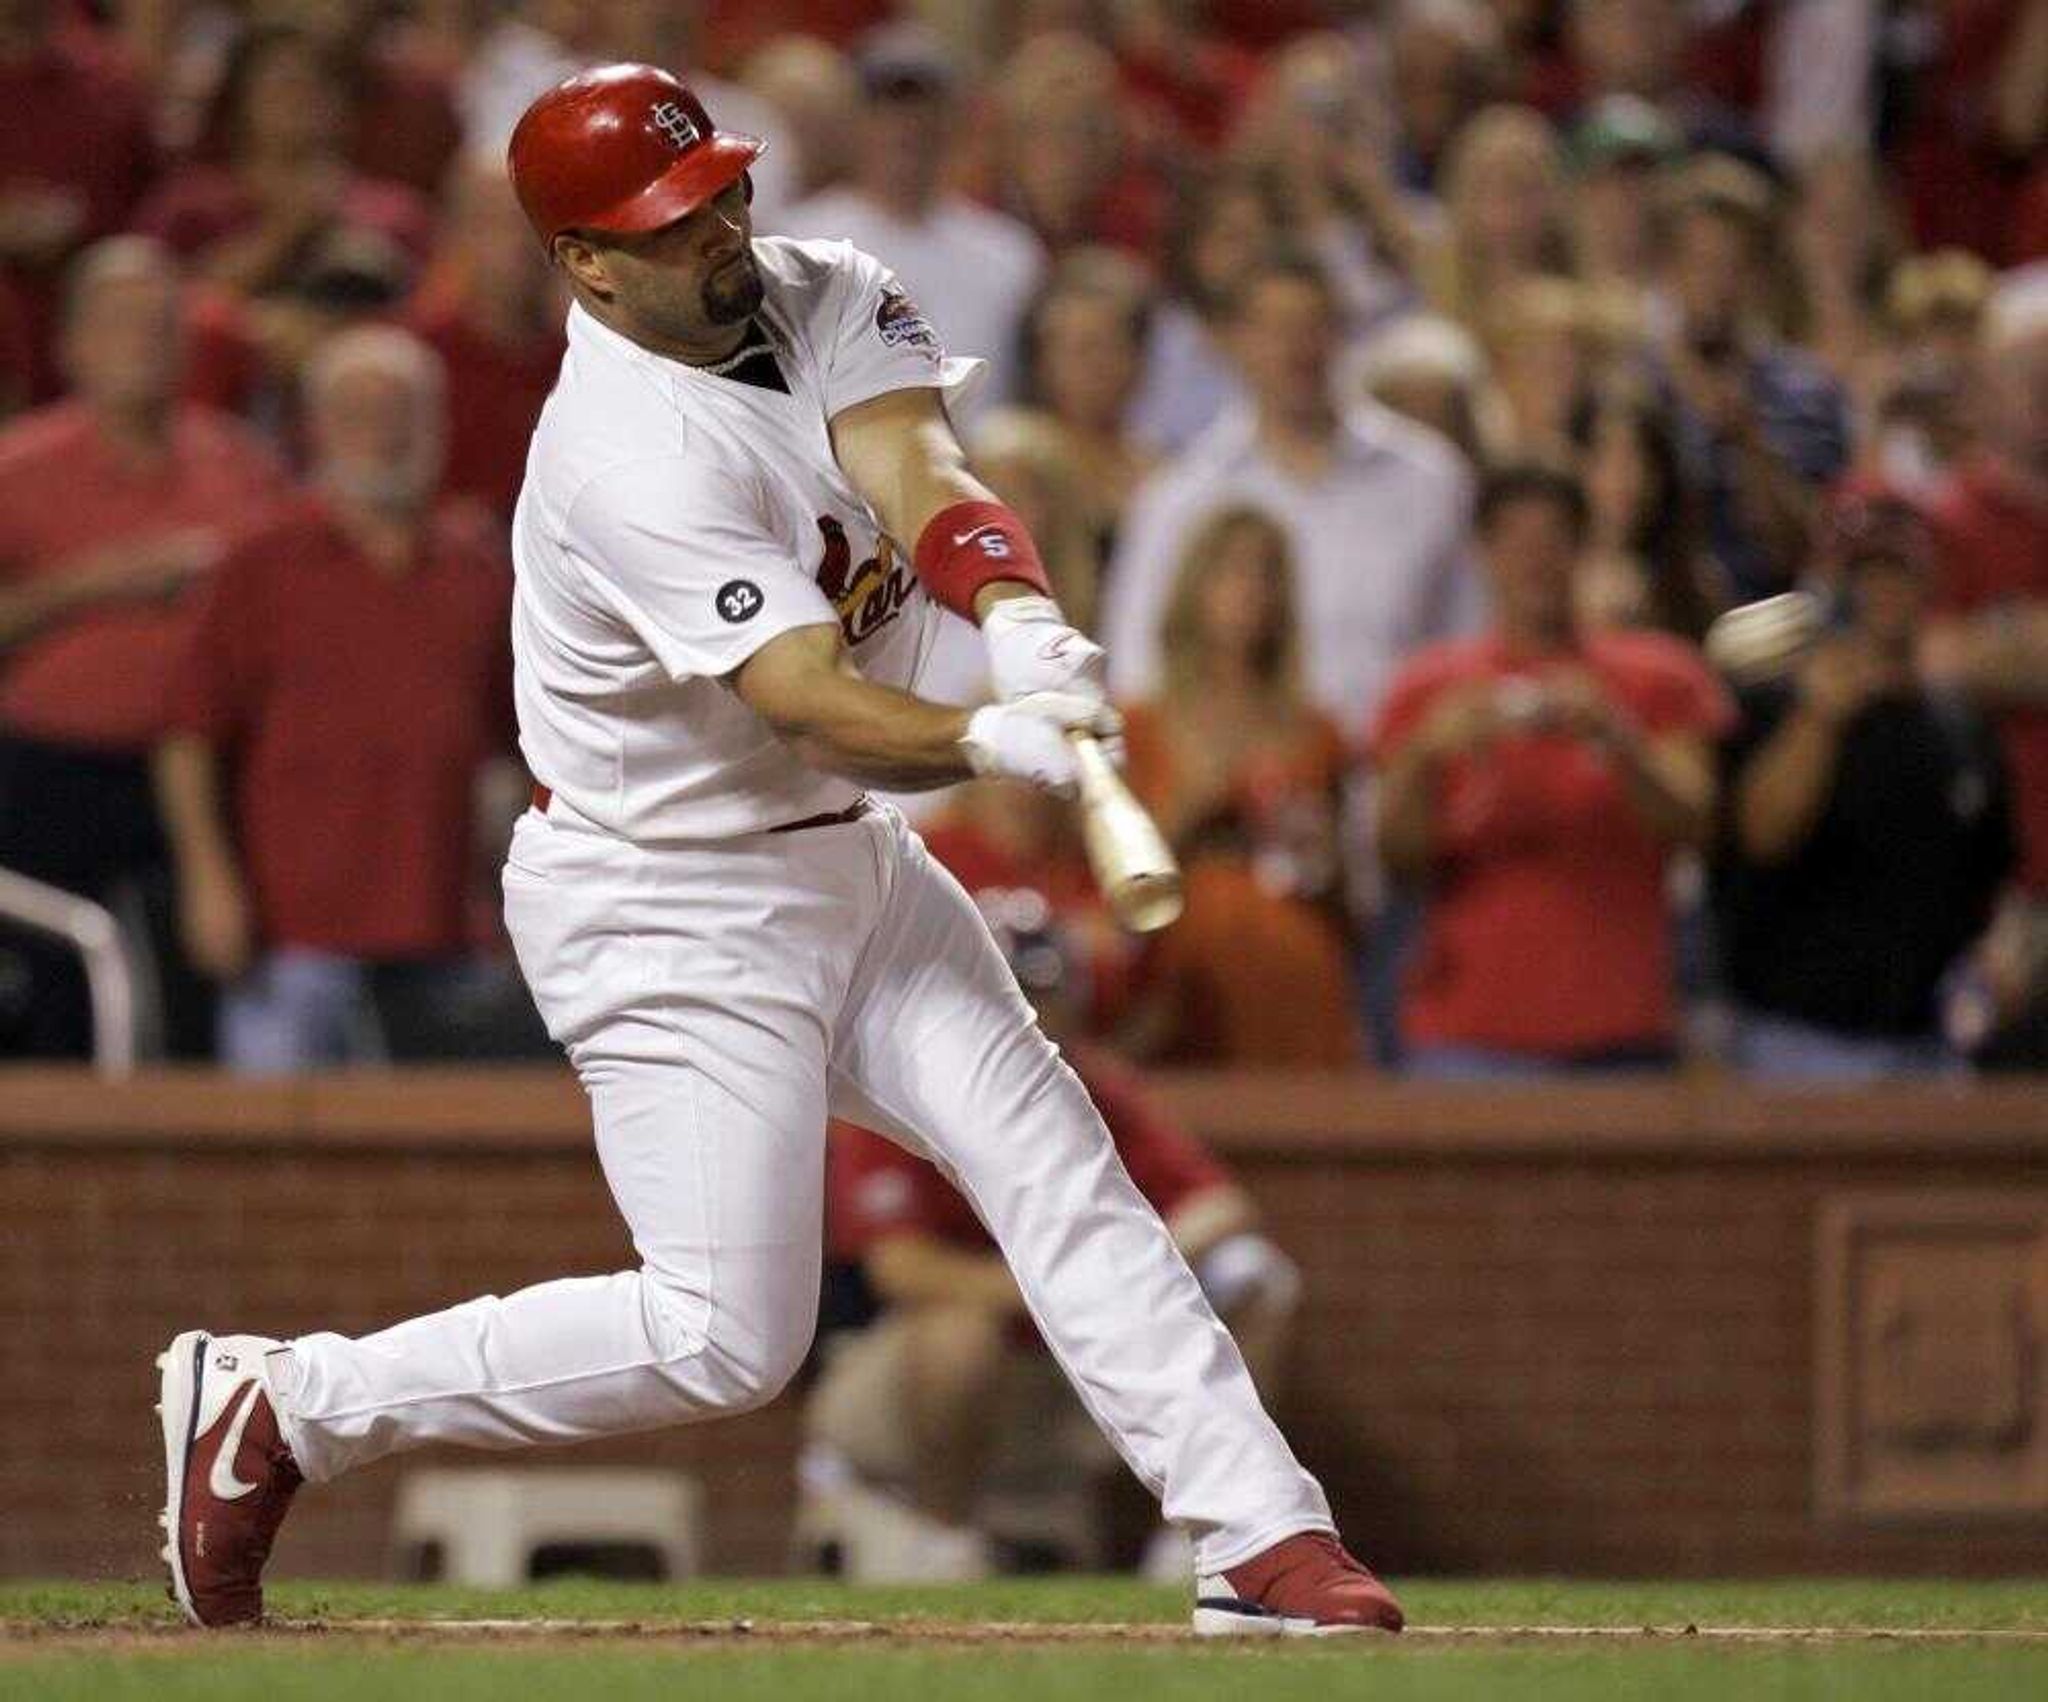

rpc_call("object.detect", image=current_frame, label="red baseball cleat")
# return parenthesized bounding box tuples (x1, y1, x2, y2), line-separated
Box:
(1193, 1530, 1405, 1636)
(156, 1331, 303, 1627)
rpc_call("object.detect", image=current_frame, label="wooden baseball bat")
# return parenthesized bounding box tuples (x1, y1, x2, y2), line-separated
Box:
(1070, 734, 1184, 933)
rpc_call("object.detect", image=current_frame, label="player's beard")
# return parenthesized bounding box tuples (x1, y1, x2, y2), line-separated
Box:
(701, 251, 764, 326)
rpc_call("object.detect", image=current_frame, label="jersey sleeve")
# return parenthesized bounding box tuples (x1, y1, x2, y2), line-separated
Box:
(564, 453, 839, 681)
(818, 243, 988, 422)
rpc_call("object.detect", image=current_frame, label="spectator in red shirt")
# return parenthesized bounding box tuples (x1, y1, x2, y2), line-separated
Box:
(132, 25, 432, 310)
(156, 326, 524, 1071)
(0, 237, 286, 1059)
(801, 893, 1299, 1581)
(0, 2, 156, 400)
(1923, 282, 2048, 1063)
(404, 152, 568, 524)
(1372, 462, 1730, 1076)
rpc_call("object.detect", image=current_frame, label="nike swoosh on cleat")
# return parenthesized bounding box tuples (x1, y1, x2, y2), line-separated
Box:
(208, 1382, 264, 1501)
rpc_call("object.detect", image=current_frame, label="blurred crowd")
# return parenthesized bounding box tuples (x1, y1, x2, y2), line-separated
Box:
(0, 0, 2044, 1078)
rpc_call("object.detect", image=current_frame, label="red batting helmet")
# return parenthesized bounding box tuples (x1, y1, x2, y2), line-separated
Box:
(507, 64, 764, 247)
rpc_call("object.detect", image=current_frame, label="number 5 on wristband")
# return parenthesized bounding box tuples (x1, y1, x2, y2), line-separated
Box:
(913, 499, 1050, 617)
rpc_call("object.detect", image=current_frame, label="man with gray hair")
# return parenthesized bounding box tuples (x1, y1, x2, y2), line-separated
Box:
(0, 235, 285, 1058)
(155, 325, 529, 1070)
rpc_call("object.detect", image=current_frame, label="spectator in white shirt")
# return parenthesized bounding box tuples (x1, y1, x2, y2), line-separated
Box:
(1105, 256, 1483, 733)
(781, 24, 1044, 409)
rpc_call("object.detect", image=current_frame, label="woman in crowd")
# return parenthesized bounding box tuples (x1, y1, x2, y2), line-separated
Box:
(1119, 505, 1361, 1065)
(1572, 380, 1720, 642)
(1423, 103, 1573, 335)
(1019, 248, 1160, 561)
(1481, 275, 1592, 462)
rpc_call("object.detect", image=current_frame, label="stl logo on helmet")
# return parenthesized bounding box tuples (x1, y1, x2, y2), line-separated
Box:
(650, 100, 701, 151)
(815, 516, 913, 646)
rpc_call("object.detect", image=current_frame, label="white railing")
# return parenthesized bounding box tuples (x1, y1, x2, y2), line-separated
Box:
(0, 866, 136, 1075)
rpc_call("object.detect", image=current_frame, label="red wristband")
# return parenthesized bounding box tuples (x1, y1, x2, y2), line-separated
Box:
(912, 500, 1051, 620)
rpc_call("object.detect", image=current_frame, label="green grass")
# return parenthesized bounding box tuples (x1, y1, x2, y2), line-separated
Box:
(5, 1578, 2046, 1702)
(6, 1575, 2047, 1631)
(12, 1645, 2048, 1702)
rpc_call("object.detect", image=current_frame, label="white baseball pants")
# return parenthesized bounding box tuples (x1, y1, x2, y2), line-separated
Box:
(277, 802, 1333, 1571)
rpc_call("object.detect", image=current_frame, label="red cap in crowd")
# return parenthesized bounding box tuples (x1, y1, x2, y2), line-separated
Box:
(507, 64, 764, 247)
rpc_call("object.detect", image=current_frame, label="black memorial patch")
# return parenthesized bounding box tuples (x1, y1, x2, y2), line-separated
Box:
(716, 579, 764, 623)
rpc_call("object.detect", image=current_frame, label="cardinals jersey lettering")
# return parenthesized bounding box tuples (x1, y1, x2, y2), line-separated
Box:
(510, 237, 986, 841)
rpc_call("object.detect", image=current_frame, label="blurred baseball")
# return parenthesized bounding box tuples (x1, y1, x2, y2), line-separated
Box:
(1703, 591, 1823, 684)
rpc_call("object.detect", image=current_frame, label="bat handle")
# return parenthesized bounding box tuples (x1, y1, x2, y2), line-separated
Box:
(1070, 733, 1185, 934)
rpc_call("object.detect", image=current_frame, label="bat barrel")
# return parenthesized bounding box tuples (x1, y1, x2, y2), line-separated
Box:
(1109, 867, 1184, 934)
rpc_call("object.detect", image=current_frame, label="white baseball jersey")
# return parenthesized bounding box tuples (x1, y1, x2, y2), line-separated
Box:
(510, 236, 986, 841)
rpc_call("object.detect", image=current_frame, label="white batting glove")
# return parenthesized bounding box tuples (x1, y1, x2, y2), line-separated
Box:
(981, 595, 1108, 707)
(960, 691, 1123, 798)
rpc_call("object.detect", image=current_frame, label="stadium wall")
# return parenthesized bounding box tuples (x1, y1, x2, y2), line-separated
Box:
(4, 1071, 2045, 1580)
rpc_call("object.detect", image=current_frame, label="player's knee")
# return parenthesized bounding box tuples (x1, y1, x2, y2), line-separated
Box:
(636, 1258, 817, 1412)
(720, 1296, 819, 1414)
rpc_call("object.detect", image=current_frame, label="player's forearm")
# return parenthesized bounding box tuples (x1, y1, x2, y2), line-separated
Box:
(1735, 707, 1849, 862)
(736, 624, 975, 788)
(768, 674, 975, 789)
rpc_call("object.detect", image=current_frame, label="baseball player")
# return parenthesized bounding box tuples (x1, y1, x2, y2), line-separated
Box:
(155, 65, 1402, 1638)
